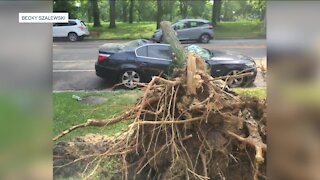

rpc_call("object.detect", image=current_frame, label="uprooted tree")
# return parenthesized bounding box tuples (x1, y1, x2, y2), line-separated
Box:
(53, 21, 267, 180)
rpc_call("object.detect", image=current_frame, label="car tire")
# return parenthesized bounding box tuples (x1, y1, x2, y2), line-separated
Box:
(199, 34, 210, 43)
(68, 32, 78, 42)
(120, 69, 141, 89)
(226, 70, 244, 88)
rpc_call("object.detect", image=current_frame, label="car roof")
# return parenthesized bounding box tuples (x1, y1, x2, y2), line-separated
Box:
(68, 19, 83, 21)
(179, 19, 210, 23)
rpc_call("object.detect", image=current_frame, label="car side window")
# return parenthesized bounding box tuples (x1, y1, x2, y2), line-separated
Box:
(190, 21, 198, 28)
(147, 45, 171, 60)
(55, 23, 68, 26)
(68, 21, 77, 26)
(175, 22, 187, 29)
(136, 46, 147, 56)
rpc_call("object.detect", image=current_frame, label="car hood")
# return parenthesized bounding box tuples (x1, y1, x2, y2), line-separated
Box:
(210, 50, 254, 61)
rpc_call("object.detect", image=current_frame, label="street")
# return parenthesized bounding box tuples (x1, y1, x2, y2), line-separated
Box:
(53, 39, 266, 90)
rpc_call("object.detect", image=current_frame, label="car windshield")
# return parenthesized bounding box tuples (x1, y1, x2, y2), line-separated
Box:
(185, 45, 211, 60)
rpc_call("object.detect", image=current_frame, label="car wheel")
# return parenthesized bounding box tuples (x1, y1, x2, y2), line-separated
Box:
(199, 34, 210, 43)
(120, 70, 141, 89)
(226, 70, 244, 88)
(68, 32, 78, 42)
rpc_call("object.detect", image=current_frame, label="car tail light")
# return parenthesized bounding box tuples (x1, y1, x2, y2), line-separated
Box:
(98, 54, 110, 61)
(79, 25, 85, 30)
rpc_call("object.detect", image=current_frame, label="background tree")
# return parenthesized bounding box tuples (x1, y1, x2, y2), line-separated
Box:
(249, 0, 266, 33)
(212, 0, 222, 26)
(156, 0, 163, 29)
(53, 0, 77, 18)
(162, 0, 178, 22)
(86, 0, 92, 22)
(53, 0, 265, 29)
(189, 0, 206, 18)
(91, 0, 101, 27)
(129, 0, 134, 23)
(179, 0, 188, 19)
(109, 0, 116, 28)
(121, 0, 128, 22)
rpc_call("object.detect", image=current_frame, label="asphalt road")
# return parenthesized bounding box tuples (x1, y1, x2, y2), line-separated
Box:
(53, 39, 266, 91)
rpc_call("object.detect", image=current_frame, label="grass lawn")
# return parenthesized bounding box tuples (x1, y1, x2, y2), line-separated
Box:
(86, 21, 265, 40)
(53, 87, 266, 142)
(53, 90, 143, 141)
(214, 21, 265, 39)
(87, 22, 156, 40)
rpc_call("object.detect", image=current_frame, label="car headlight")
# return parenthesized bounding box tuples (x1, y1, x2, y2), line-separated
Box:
(245, 62, 255, 68)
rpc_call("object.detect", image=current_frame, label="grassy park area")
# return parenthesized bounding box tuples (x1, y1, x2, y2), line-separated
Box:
(53, 87, 266, 141)
(86, 20, 265, 40)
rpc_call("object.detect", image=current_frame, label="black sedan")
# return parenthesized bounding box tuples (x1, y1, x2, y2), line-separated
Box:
(95, 39, 257, 89)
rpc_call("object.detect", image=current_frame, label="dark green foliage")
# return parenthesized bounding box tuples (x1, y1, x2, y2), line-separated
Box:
(53, 0, 78, 19)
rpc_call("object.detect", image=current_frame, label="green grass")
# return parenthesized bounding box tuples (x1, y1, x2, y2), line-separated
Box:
(214, 20, 265, 39)
(53, 90, 143, 141)
(53, 88, 266, 142)
(87, 22, 156, 40)
(86, 21, 265, 40)
(233, 87, 266, 99)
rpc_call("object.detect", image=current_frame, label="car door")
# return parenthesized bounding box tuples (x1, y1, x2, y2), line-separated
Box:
(53, 23, 68, 37)
(187, 21, 202, 40)
(52, 23, 58, 37)
(174, 21, 190, 40)
(135, 44, 172, 80)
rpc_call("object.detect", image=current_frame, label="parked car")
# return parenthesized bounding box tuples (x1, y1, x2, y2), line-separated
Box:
(53, 19, 89, 42)
(151, 19, 214, 43)
(95, 39, 257, 89)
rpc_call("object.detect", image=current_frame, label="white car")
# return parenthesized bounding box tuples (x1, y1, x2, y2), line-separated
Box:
(53, 19, 90, 42)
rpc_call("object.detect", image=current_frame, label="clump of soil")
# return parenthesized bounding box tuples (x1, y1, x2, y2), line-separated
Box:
(54, 53, 266, 180)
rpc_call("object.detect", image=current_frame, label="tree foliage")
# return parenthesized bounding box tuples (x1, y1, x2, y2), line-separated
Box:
(54, 0, 266, 29)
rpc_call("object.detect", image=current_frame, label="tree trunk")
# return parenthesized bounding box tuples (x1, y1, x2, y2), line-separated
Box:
(156, 0, 163, 29)
(129, 0, 134, 23)
(109, 0, 116, 28)
(87, 1, 92, 22)
(160, 21, 187, 72)
(161, 21, 207, 94)
(122, 0, 127, 22)
(212, 0, 222, 26)
(91, 0, 101, 27)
